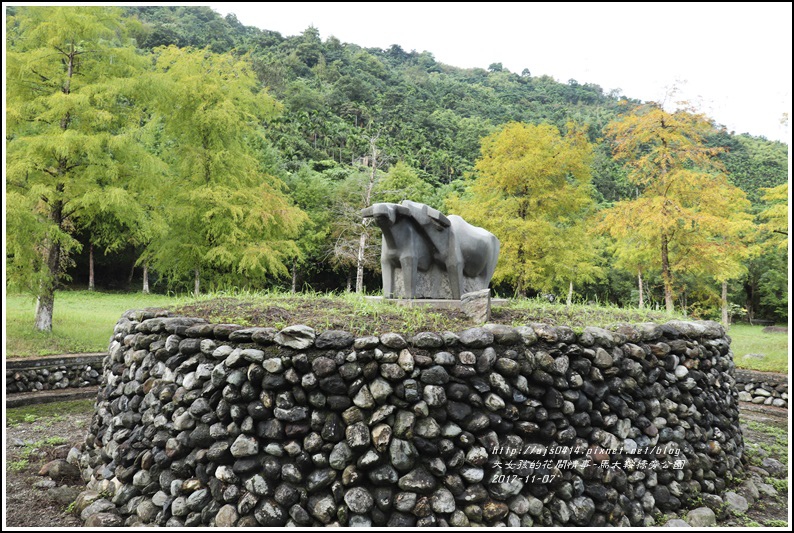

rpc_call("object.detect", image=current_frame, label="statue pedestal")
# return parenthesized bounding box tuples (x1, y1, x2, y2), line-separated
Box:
(390, 265, 486, 299)
(365, 291, 506, 320)
(460, 288, 491, 322)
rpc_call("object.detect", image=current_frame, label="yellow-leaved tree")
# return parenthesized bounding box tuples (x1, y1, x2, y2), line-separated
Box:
(448, 122, 603, 299)
(600, 103, 754, 316)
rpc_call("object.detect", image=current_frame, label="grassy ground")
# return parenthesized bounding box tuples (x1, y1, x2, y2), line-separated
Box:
(5, 291, 191, 357)
(729, 324, 789, 373)
(5, 399, 95, 426)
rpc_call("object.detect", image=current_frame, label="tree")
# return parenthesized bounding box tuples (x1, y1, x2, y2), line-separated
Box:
(6, 6, 154, 330)
(284, 165, 336, 292)
(327, 169, 381, 292)
(448, 122, 602, 296)
(751, 183, 789, 323)
(373, 161, 433, 205)
(76, 191, 153, 291)
(355, 135, 387, 293)
(758, 183, 788, 249)
(142, 46, 307, 296)
(601, 103, 754, 313)
(757, 248, 788, 322)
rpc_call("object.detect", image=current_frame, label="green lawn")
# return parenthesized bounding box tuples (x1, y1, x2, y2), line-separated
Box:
(5, 290, 189, 357)
(729, 324, 789, 373)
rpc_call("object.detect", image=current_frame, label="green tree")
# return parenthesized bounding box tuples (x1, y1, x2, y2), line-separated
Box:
(374, 161, 433, 205)
(600, 103, 754, 313)
(6, 6, 154, 330)
(76, 190, 153, 291)
(758, 183, 788, 249)
(284, 165, 336, 292)
(143, 46, 307, 295)
(757, 248, 788, 322)
(751, 183, 789, 323)
(327, 169, 382, 291)
(449, 122, 602, 296)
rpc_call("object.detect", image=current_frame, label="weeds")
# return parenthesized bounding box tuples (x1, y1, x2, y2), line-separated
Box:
(766, 477, 788, 493)
(732, 511, 762, 527)
(744, 420, 788, 465)
(8, 459, 29, 472)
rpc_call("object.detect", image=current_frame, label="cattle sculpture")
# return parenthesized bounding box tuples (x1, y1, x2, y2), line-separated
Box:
(361, 200, 500, 299)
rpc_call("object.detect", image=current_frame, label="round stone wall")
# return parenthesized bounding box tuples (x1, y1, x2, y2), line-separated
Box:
(76, 310, 743, 527)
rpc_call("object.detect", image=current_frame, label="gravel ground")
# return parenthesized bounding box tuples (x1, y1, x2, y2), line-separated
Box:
(5, 409, 89, 528)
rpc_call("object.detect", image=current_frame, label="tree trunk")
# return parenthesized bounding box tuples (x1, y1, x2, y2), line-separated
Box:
(291, 259, 298, 294)
(721, 280, 729, 327)
(143, 263, 150, 294)
(88, 242, 95, 291)
(194, 268, 200, 298)
(34, 48, 73, 331)
(567, 281, 573, 306)
(638, 269, 644, 309)
(34, 241, 61, 332)
(661, 234, 674, 313)
(34, 290, 55, 332)
(346, 270, 352, 292)
(355, 232, 367, 294)
(746, 280, 756, 324)
(356, 135, 380, 295)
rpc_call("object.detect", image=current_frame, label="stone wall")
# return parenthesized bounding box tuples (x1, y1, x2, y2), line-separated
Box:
(76, 310, 744, 527)
(6, 354, 105, 393)
(734, 369, 788, 408)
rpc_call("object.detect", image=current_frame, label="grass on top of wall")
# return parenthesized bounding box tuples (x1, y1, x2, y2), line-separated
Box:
(168, 291, 684, 336)
(11, 289, 755, 361)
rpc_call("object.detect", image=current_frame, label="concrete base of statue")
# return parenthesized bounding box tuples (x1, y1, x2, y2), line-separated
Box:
(366, 289, 504, 323)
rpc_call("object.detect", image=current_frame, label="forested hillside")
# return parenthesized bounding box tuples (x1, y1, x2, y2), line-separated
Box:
(5, 6, 788, 330)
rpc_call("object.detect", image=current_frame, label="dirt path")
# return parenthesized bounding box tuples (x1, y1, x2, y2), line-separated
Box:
(738, 402, 788, 428)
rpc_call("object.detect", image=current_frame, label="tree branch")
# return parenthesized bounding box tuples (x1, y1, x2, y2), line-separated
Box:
(62, 206, 78, 221)
(29, 68, 51, 83)
(37, 166, 59, 178)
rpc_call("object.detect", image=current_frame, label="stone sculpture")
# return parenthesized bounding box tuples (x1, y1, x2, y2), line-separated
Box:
(361, 200, 500, 299)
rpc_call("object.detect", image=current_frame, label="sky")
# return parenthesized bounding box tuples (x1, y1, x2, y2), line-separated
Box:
(207, 1, 792, 144)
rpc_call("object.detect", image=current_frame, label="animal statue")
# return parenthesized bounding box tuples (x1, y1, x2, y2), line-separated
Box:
(361, 200, 500, 299)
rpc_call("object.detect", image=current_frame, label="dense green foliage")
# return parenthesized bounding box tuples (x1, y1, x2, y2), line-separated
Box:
(5, 6, 789, 328)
